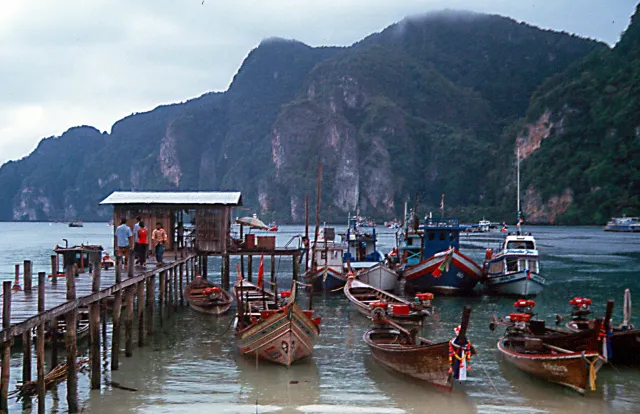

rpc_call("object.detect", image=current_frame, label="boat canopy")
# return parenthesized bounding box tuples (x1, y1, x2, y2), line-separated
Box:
(504, 235, 536, 250)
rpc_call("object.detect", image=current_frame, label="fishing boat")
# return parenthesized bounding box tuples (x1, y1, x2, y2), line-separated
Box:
(68, 221, 84, 228)
(303, 229, 347, 292)
(478, 219, 491, 233)
(364, 307, 473, 390)
(344, 277, 431, 325)
(185, 276, 233, 315)
(565, 291, 640, 365)
(342, 214, 384, 273)
(233, 279, 321, 367)
(482, 149, 545, 297)
(494, 299, 605, 394)
(604, 217, 640, 232)
(267, 221, 279, 232)
(357, 262, 399, 292)
(399, 215, 483, 295)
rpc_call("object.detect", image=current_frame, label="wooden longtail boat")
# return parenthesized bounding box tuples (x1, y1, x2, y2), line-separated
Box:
(496, 299, 605, 394)
(233, 280, 321, 367)
(44, 309, 90, 347)
(364, 307, 473, 390)
(344, 277, 431, 325)
(565, 294, 640, 365)
(185, 277, 233, 315)
(357, 263, 399, 292)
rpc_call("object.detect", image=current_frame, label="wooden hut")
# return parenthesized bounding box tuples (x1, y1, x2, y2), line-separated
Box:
(99, 191, 242, 254)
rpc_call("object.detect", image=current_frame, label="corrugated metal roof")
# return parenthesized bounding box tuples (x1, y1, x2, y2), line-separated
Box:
(99, 191, 242, 206)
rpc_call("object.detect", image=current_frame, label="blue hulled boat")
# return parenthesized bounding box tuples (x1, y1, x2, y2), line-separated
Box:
(303, 230, 347, 293)
(399, 217, 482, 295)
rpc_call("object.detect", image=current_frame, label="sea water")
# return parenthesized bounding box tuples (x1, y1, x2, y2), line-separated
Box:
(1, 222, 639, 413)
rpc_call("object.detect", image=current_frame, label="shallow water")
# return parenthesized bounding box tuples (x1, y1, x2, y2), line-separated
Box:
(1, 223, 639, 413)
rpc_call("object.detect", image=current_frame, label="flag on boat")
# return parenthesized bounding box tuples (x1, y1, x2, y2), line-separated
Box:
(432, 249, 454, 278)
(257, 254, 265, 288)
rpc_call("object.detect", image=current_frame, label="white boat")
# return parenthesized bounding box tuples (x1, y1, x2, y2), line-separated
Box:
(357, 263, 399, 292)
(483, 233, 545, 296)
(482, 149, 545, 297)
(478, 219, 491, 232)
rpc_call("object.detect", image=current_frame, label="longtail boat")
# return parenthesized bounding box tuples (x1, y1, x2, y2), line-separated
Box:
(233, 279, 321, 367)
(495, 299, 605, 394)
(364, 306, 473, 390)
(303, 236, 346, 293)
(565, 292, 640, 365)
(185, 277, 233, 315)
(357, 263, 399, 292)
(344, 276, 431, 325)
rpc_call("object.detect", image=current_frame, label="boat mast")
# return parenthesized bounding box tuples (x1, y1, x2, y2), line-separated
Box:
(517, 148, 521, 233)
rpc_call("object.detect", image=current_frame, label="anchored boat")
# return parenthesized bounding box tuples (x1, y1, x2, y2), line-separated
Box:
(495, 299, 605, 394)
(233, 280, 321, 367)
(565, 291, 640, 365)
(399, 217, 482, 295)
(364, 306, 473, 390)
(304, 229, 347, 292)
(604, 217, 640, 232)
(341, 214, 384, 272)
(185, 277, 233, 315)
(344, 276, 431, 325)
(357, 262, 399, 292)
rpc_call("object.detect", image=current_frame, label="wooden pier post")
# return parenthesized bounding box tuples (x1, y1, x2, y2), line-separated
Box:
(270, 255, 276, 287)
(111, 260, 123, 371)
(145, 276, 155, 336)
(166, 269, 172, 318)
(173, 267, 178, 312)
(24, 260, 33, 292)
(22, 330, 32, 383)
(159, 271, 166, 326)
(65, 263, 78, 413)
(36, 272, 46, 413)
(304, 194, 309, 271)
(293, 253, 300, 281)
(137, 281, 145, 347)
(203, 256, 208, 279)
(50, 255, 58, 284)
(124, 287, 134, 357)
(240, 255, 244, 278)
(223, 255, 230, 291)
(50, 316, 58, 368)
(1, 281, 12, 412)
(247, 255, 253, 282)
(127, 250, 134, 279)
(179, 263, 184, 306)
(90, 255, 101, 389)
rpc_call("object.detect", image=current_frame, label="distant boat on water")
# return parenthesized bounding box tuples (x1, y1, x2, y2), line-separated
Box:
(68, 221, 84, 228)
(604, 217, 640, 232)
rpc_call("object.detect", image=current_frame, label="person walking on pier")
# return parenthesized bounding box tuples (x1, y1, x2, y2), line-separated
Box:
(136, 221, 149, 267)
(115, 218, 133, 267)
(133, 216, 142, 264)
(152, 222, 168, 266)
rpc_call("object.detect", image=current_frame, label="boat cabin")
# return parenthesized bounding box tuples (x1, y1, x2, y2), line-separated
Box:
(487, 234, 539, 275)
(309, 227, 344, 272)
(342, 217, 381, 265)
(53, 245, 103, 276)
(503, 234, 537, 251)
(399, 218, 461, 266)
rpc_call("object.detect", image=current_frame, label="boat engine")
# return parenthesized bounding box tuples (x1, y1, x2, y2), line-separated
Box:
(507, 299, 536, 334)
(370, 301, 388, 322)
(569, 297, 592, 320)
(202, 286, 221, 299)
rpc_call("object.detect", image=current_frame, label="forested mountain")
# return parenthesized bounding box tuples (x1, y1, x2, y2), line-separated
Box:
(0, 9, 620, 223)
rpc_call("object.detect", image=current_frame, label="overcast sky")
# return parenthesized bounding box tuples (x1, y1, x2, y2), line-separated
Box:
(1, 0, 637, 166)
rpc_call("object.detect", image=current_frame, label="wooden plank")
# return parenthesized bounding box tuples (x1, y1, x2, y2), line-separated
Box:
(1, 281, 11, 412)
(36, 273, 45, 414)
(137, 281, 144, 347)
(90, 256, 101, 389)
(124, 287, 134, 357)
(65, 264, 78, 413)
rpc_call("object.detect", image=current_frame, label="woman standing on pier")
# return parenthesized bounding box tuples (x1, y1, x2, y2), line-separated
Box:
(136, 222, 149, 267)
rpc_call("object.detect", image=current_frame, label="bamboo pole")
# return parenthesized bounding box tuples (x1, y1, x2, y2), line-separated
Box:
(90, 255, 101, 389)
(1, 281, 12, 411)
(65, 263, 78, 412)
(36, 272, 45, 413)
(145, 276, 154, 336)
(124, 287, 134, 357)
(137, 281, 144, 347)
(24, 260, 33, 292)
(111, 260, 122, 371)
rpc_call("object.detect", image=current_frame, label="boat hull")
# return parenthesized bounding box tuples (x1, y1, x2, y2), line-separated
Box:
(304, 267, 347, 293)
(484, 271, 546, 296)
(235, 303, 319, 367)
(185, 280, 233, 316)
(364, 329, 452, 389)
(403, 250, 481, 295)
(188, 301, 232, 315)
(567, 322, 640, 366)
(358, 264, 398, 292)
(498, 338, 604, 394)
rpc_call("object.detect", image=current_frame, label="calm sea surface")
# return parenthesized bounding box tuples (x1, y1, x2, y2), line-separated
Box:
(1, 222, 639, 413)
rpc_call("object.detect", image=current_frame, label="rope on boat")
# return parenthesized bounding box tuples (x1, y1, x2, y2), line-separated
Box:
(470, 350, 508, 406)
(581, 352, 599, 391)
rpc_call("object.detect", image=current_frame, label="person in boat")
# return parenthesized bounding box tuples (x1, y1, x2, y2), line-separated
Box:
(152, 222, 168, 266)
(133, 216, 142, 264)
(299, 236, 309, 263)
(115, 218, 133, 268)
(136, 221, 149, 267)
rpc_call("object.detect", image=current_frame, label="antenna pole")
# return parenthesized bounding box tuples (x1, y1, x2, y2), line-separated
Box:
(517, 148, 521, 223)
